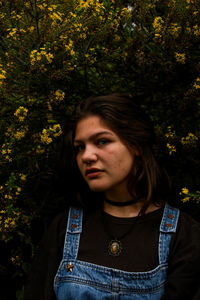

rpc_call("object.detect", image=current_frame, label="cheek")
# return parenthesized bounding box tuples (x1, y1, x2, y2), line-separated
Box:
(76, 156, 82, 172)
(116, 152, 133, 174)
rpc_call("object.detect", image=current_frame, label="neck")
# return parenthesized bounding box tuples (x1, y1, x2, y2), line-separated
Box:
(104, 197, 138, 207)
(105, 185, 135, 203)
(103, 201, 142, 217)
(103, 199, 160, 218)
(104, 188, 142, 217)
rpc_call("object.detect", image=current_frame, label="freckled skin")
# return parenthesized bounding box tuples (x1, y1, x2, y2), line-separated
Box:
(74, 116, 135, 201)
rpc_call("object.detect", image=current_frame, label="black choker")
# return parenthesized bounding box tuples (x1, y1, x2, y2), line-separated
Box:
(104, 198, 138, 207)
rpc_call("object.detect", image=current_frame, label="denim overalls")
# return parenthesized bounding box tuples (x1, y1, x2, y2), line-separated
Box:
(54, 204, 179, 299)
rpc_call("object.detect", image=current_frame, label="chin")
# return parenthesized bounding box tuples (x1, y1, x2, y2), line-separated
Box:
(89, 186, 106, 192)
(88, 183, 108, 193)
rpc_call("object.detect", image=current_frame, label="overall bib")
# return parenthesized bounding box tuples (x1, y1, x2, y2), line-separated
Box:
(54, 204, 179, 299)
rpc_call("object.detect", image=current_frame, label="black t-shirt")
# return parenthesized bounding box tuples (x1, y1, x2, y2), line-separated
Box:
(24, 207, 200, 300)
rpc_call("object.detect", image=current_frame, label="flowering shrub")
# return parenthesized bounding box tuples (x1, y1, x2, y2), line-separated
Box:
(0, 0, 200, 298)
(179, 187, 200, 203)
(40, 124, 62, 144)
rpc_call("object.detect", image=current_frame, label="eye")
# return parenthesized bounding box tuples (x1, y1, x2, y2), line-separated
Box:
(97, 139, 109, 146)
(74, 144, 85, 154)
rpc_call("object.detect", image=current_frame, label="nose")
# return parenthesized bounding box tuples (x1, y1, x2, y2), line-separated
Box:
(81, 145, 97, 164)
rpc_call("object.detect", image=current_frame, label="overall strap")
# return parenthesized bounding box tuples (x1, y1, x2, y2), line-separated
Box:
(159, 203, 180, 265)
(62, 207, 83, 260)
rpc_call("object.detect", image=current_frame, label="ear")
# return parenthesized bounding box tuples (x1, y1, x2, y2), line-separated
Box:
(131, 147, 140, 156)
(126, 143, 140, 157)
(133, 149, 140, 156)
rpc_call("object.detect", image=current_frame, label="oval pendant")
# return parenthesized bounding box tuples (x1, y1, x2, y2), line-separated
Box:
(108, 240, 122, 256)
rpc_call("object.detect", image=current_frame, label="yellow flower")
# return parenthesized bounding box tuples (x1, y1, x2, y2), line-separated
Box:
(193, 77, 200, 89)
(5, 155, 12, 162)
(193, 25, 200, 36)
(170, 23, 181, 36)
(20, 174, 26, 181)
(154, 33, 162, 39)
(42, 129, 47, 135)
(50, 124, 62, 137)
(36, 145, 45, 154)
(51, 90, 65, 103)
(46, 137, 52, 144)
(20, 29, 26, 34)
(49, 12, 63, 22)
(40, 124, 62, 144)
(0, 73, 6, 80)
(38, 4, 45, 10)
(182, 196, 190, 203)
(45, 53, 54, 63)
(153, 17, 164, 33)
(65, 41, 74, 52)
(7, 28, 18, 38)
(11, 255, 21, 266)
(28, 96, 35, 104)
(14, 106, 28, 122)
(14, 129, 27, 140)
(181, 132, 198, 145)
(30, 48, 54, 66)
(175, 52, 186, 64)
(40, 129, 53, 144)
(0, 65, 6, 86)
(80, 33, 87, 39)
(165, 126, 176, 138)
(166, 143, 176, 155)
(28, 26, 35, 32)
(193, 82, 200, 89)
(182, 187, 189, 194)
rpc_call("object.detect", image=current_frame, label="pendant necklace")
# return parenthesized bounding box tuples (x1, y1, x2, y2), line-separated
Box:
(101, 205, 139, 257)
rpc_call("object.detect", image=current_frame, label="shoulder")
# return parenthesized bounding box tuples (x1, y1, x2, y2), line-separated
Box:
(48, 210, 69, 243)
(163, 203, 199, 234)
(177, 210, 200, 237)
(169, 208, 200, 259)
(165, 209, 200, 298)
(47, 207, 85, 241)
(49, 210, 69, 230)
(35, 210, 69, 255)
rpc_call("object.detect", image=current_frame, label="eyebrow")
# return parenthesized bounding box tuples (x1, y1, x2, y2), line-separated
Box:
(74, 131, 114, 144)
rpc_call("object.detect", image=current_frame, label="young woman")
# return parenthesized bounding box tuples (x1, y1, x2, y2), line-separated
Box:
(24, 94, 200, 300)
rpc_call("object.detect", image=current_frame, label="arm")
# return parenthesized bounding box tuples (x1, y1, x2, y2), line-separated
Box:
(23, 212, 67, 300)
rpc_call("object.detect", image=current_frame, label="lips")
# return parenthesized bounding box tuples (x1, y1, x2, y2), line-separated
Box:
(85, 168, 104, 179)
(85, 168, 103, 176)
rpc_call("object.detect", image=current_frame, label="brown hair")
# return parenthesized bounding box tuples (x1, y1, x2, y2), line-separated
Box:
(61, 94, 170, 213)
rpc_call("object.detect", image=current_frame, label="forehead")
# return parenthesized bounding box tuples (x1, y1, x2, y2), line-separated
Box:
(74, 115, 113, 140)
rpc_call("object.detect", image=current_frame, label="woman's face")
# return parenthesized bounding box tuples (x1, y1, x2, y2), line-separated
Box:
(74, 115, 136, 199)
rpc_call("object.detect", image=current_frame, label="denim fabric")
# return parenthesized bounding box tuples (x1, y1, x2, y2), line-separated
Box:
(54, 204, 179, 300)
